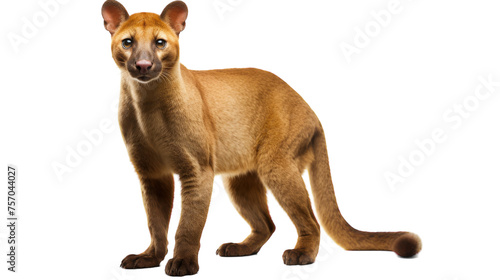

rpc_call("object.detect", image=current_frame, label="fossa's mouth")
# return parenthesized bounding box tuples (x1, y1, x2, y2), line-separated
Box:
(137, 75, 154, 82)
(130, 73, 161, 83)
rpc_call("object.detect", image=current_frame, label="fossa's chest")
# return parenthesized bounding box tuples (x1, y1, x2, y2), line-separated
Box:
(120, 101, 208, 169)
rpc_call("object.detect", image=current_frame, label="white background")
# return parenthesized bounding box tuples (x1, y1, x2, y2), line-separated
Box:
(1, 0, 500, 279)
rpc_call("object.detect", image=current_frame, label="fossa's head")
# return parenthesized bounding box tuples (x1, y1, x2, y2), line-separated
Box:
(101, 0, 188, 83)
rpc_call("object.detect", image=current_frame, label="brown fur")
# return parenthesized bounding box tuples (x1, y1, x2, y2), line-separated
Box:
(102, 0, 422, 276)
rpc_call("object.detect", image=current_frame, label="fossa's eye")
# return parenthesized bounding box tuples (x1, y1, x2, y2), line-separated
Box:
(156, 39, 167, 49)
(122, 39, 133, 49)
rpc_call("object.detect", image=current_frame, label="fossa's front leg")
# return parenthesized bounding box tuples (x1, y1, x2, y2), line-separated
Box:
(121, 174, 175, 269)
(165, 167, 214, 276)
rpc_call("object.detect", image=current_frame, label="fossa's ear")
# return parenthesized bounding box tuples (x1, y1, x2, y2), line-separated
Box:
(101, 0, 129, 36)
(160, 1, 188, 36)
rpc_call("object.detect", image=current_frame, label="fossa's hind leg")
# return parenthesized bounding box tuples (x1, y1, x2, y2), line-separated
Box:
(216, 172, 275, 257)
(258, 156, 320, 265)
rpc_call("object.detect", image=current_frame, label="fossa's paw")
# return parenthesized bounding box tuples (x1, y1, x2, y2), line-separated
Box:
(165, 256, 199, 276)
(120, 253, 161, 269)
(216, 242, 258, 257)
(282, 249, 315, 265)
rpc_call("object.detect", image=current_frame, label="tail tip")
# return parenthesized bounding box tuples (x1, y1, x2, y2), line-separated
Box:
(392, 232, 422, 258)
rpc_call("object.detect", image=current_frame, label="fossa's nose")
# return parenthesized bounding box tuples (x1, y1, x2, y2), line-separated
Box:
(136, 60, 153, 74)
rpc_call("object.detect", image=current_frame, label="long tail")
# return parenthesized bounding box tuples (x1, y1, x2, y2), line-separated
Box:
(308, 128, 422, 257)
